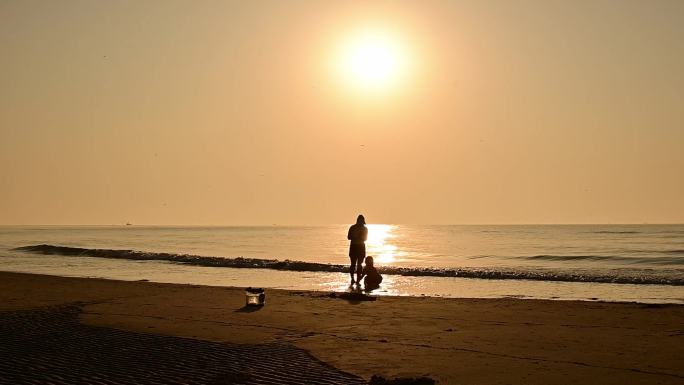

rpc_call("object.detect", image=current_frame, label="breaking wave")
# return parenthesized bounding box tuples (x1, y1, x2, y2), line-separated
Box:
(522, 254, 684, 264)
(589, 231, 642, 234)
(13, 244, 684, 286)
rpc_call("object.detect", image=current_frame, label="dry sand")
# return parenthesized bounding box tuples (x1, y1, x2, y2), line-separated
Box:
(0, 272, 682, 384)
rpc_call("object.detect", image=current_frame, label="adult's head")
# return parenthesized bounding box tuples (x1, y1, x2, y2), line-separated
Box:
(356, 214, 365, 225)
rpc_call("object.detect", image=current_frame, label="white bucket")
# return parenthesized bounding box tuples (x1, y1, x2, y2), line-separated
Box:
(245, 288, 265, 306)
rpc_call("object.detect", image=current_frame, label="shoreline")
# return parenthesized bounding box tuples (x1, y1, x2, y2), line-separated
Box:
(2, 269, 682, 305)
(1, 271, 683, 384)
(3, 255, 683, 304)
(13, 243, 684, 286)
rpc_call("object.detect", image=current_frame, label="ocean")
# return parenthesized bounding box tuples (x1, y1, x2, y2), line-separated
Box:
(1, 224, 683, 303)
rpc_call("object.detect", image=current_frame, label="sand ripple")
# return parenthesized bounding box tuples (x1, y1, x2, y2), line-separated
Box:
(0, 305, 366, 385)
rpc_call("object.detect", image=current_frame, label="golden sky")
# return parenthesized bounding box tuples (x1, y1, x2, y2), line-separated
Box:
(1, 0, 683, 225)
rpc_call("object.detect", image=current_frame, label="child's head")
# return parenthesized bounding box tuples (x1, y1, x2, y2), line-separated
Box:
(365, 256, 374, 267)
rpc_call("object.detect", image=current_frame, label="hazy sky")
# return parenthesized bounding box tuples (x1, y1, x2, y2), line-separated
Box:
(1, 0, 683, 225)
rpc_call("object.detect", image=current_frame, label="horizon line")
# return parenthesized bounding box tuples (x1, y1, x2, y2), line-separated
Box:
(1, 223, 683, 227)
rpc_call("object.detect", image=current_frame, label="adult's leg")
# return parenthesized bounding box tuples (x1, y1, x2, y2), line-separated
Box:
(349, 255, 357, 284)
(355, 245, 365, 283)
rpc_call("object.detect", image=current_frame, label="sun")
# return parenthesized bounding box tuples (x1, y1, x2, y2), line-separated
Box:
(335, 30, 407, 92)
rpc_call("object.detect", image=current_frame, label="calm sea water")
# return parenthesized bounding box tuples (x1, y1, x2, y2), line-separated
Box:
(1, 225, 683, 303)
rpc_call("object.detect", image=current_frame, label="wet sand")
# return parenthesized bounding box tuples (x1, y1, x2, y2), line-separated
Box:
(0, 305, 364, 385)
(1, 272, 682, 384)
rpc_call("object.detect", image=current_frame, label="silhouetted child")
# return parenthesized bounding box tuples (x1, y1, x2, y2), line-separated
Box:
(359, 256, 383, 291)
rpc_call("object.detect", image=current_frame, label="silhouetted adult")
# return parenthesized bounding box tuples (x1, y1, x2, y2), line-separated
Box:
(347, 214, 368, 285)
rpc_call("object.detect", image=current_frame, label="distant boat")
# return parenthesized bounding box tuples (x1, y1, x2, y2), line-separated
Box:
(125, 222, 132, 226)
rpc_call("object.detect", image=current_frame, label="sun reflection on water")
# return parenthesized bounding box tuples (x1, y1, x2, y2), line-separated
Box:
(366, 224, 404, 265)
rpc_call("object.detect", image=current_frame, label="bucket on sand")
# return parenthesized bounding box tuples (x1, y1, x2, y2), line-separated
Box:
(245, 287, 265, 306)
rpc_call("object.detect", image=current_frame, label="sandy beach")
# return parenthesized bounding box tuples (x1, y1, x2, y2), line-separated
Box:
(4, 0, 684, 383)
(1, 271, 682, 384)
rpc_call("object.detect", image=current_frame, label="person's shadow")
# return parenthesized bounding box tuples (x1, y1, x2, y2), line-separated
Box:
(234, 305, 263, 313)
(337, 287, 376, 304)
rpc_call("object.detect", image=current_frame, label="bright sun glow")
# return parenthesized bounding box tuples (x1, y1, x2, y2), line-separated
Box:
(336, 30, 407, 92)
(366, 224, 404, 264)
